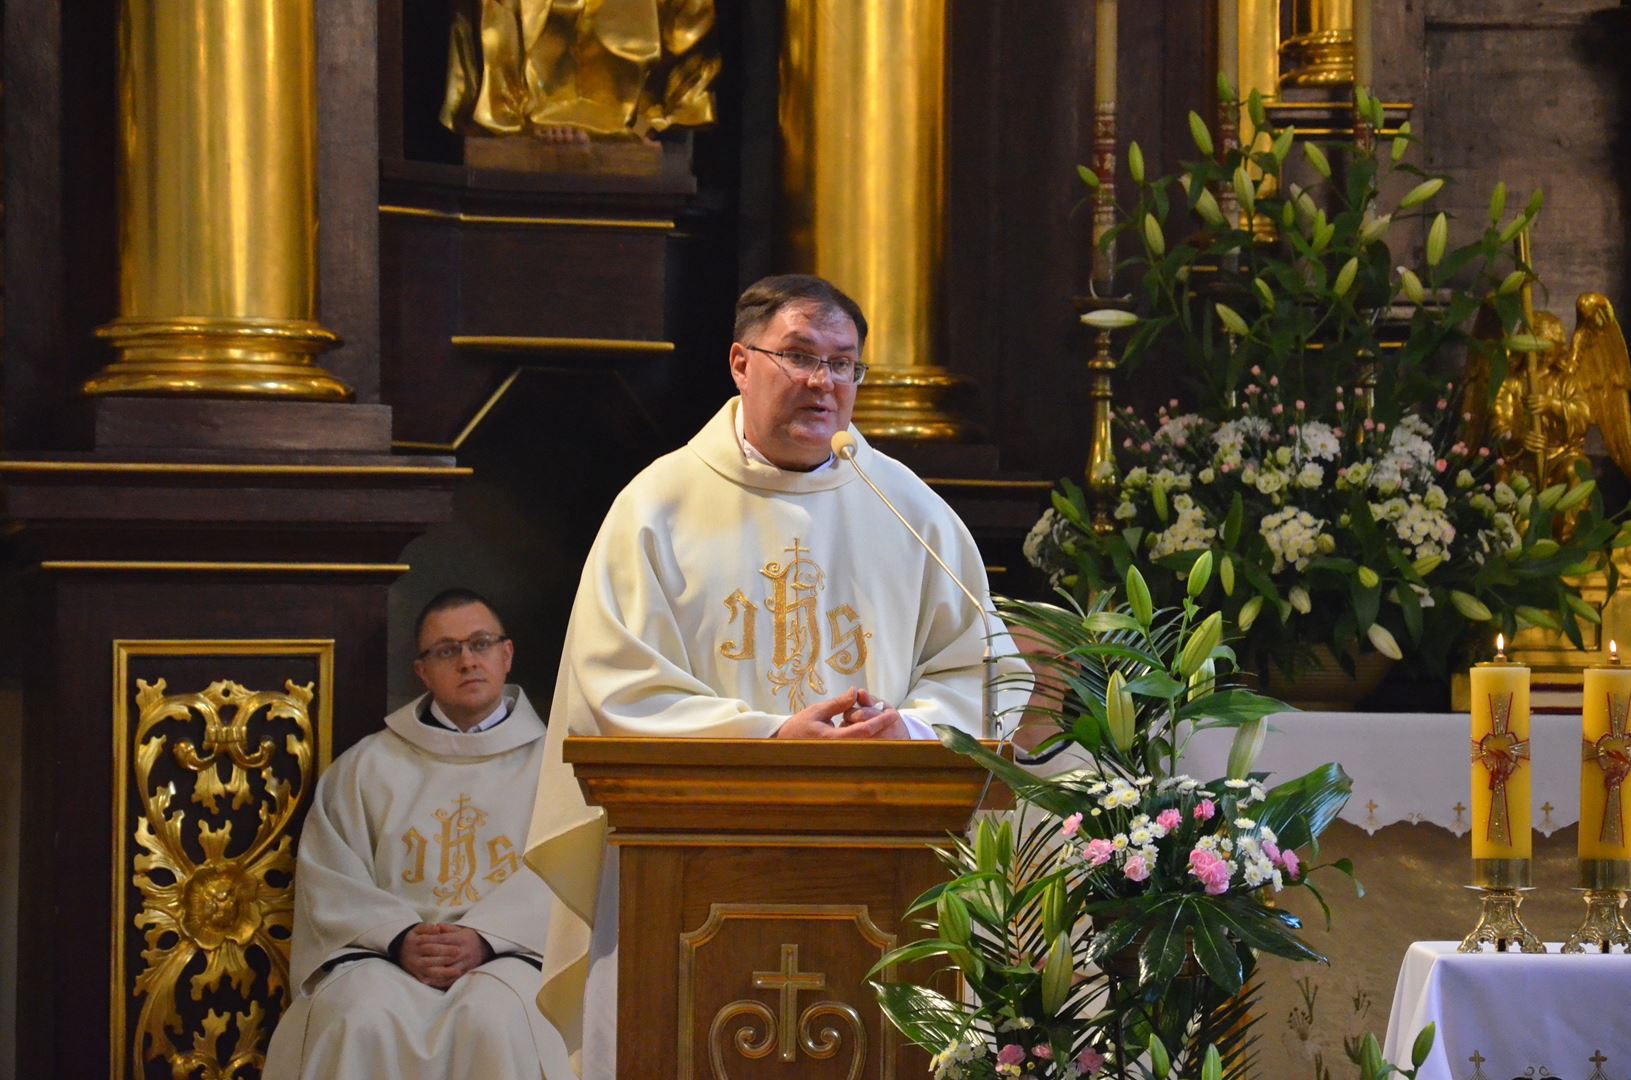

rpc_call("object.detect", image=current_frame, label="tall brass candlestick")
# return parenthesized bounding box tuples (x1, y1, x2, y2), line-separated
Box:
(1091, 0, 1118, 294)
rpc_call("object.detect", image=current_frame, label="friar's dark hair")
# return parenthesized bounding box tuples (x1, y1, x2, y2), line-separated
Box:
(414, 587, 505, 644)
(733, 274, 868, 347)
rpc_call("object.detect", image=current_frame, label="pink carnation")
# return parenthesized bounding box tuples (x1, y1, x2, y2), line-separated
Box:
(1077, 1048, 1107, 1075)
(1061, 812, 1083, 839)
(1156, 808, 1182, 832)
(1282, 849, 1301, 879)
(997, 1044, 1026, 1066)
(1188, 848, 1232, 895)
(1084, 838, 1115, 867)
(1033, 1044, 1054, 1060)
(1262, 841, 1280, 864)
(1123, 854, 1151, 882)
(1193, 798, 1216, 822)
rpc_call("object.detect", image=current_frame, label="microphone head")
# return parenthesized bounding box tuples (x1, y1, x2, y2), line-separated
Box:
(830, 430, 858, 460)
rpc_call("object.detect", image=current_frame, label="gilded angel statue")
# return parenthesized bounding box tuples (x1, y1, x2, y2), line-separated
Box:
(440, 0, 719, 138)
(1464, 294, 1631, 492)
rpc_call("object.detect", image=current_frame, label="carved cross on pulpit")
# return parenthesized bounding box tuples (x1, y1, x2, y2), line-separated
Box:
(754, 945, 827, 1063)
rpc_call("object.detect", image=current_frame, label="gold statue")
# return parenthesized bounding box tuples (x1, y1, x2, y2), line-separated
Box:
(1465, 293, 1631, 493)
(440, 0, 719, 138)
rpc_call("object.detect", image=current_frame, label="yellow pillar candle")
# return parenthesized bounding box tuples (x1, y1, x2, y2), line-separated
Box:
(1470, 638, 1532, 864)
(1217, 0, 1239, 93)
(1095, 0, 1117, 110)
(1353, 0, 1373, 91)
(1581, 641, 1631, 862)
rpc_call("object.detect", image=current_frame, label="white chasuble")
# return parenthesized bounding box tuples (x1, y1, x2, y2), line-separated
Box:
(523, 398, 1024, 1078)
(265, 687, 572, 1080)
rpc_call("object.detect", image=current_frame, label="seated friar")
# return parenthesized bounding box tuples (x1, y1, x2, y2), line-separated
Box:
(264, 588, 573, 1080)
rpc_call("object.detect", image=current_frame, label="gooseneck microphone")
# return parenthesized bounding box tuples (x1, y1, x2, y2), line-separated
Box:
(831, 430, 998, 739)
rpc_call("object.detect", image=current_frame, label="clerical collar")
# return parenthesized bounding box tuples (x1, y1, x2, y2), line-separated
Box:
(735, 401, 838, 473)
(426, 697, 510, 733)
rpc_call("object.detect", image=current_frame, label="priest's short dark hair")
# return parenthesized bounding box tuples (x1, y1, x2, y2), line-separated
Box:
(414, 587, 506, 643)
(734, 274, 868, 348)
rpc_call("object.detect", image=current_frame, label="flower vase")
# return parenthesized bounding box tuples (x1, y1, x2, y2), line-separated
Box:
(1261, 644, 1394, 711)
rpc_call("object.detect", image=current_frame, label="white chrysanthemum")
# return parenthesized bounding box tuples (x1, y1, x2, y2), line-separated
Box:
(1300, 421, 1341, 460)
(1260, 506, 1325, 572)
(1149, 505, 1217, 561)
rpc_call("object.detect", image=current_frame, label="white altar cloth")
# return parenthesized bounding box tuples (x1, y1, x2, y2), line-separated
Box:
(1181, 711, 1582, 836)
(1383, 941, 1631, 1079)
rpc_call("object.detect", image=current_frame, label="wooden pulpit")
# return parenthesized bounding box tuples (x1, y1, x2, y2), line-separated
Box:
(564, 737, 1006, 1079)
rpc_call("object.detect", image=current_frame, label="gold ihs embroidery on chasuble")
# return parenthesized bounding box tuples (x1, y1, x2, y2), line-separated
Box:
(398, 793, 519, 908)
(717, 538, 873, 710)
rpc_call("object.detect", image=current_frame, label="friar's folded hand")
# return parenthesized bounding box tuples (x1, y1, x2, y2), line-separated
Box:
(399, 923, 489, 989)
(773, 689, 903, 739)
(838, 689, 909, 740)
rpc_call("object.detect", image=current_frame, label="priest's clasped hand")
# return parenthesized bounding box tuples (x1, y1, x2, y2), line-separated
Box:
(772, 688, 909, 739)
(398, 922, 490, 990)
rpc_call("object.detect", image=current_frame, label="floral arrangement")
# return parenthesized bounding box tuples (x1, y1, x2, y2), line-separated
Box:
(870, 565, 1366, 1078)
(1031, 88, 1625, 678)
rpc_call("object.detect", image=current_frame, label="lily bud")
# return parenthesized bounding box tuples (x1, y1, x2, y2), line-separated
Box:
(1188, 550, 1215, 597)
(1194, 187, 1227, 228)
(1391, 121, 1412, 163)
(1126, 565, 1154, 627)
(1215, 303, 1250, 336)
(1220, 553, 1236, 596)
(1253, 277, 1274, 308)
(1143, 213, 1165, 257)
(1527, 538, 1561, 559)
(1450, 591, 1493, 621)
(1106, 670, 1136, 752)
(1233, 165, 1255, 218)
(1227, 717, 1267, 780)
(1041, 933, 1074, 1015)
(1554, 480, 1597, 512)
(1152, 482, 1170, 523)
(1148, 1035, 1172, 1079)
(975, 818, 999, 874)
(1189, 111, 1215, 157)
(1563, 592, 1603, 625)
(1289, 586, 1312, 614)
(1238, 594, 1265, 632)
(1271, 126, 1295, 164)
(1398, 177, 1445, 210)
(1312, 219, 1336, 254)
(1303, 141, 1332, 179)
(1515, 605, 1561, 631)
(1400, 268, 1426, 306)
(1497, 269, 1528, 296)
(1412, 554, 1444, 577)
(1041, 876, 1068, 940)
(1426, 212, 1448, 267)
(1076, 163, 1100, 190)
(1536, 482, 1567, 511)
(1333, 256, 1360, 299)
(1248, 89, 1267, 130)
(1366, 623, 1403, 660)
(1488, 181, 1507, 225)
(1359, 212, 1392, 246)
(1129, 141, 1145, 184)
(1178, 613, 1223, 677)
(1188, 657, 1217, 701)
(1357, 566, 1380, 589)
(938, 890, 972, 946)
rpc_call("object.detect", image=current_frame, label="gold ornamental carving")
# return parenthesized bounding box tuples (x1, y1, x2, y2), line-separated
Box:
(678, 903, 897, 1080)
(112, 642, 333, 1080)
(85, 0, 349, 400)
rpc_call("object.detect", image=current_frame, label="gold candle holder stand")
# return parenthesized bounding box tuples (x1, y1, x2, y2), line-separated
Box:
(1459, 859, 1546, 953)
(1562, 860, 1631, 954)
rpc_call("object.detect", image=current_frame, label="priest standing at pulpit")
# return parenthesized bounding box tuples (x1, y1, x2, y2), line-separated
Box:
(524, 274, 1021, 1078)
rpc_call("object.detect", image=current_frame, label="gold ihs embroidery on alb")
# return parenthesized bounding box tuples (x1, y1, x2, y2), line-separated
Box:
(718, 538, 873, 709)
(398, 793, 518, 907)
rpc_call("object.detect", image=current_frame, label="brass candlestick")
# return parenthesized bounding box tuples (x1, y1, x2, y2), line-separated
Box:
(1459, 859, 1546, 953)
(1563, 860, 1631, 954)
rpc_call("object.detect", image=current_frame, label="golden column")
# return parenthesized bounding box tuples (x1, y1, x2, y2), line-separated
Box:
(83, 0, 350, 400)
(780, 0, 974, 441)
(1283, 0, 1355, 89)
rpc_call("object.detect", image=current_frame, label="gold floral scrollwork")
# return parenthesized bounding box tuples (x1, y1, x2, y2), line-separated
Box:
(128, 677, 315, 1079)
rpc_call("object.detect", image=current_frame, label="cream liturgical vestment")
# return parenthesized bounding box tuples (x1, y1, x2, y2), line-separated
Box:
(265, 688, 572, 1080)
(523, 398, 1021, 1078)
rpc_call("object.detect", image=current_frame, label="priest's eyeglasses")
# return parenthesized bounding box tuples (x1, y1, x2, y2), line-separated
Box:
(743, 344, 869, 386)
(417, 633, 510, 664)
